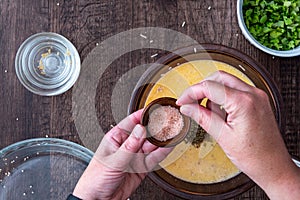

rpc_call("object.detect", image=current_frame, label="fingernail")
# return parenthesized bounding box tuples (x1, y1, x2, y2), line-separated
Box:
(132, 125, 144, 139)
(180, 105, 191, 116)
(176, 99, 182, 106)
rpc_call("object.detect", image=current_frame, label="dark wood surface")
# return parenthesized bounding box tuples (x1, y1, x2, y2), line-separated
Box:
(0, 0, 299, 199)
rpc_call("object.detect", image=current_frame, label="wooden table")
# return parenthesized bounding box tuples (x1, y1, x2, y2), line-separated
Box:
(0, 0, 299, 199)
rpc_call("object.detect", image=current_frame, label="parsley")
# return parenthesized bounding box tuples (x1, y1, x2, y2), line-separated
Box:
(243, 0, 300, 50)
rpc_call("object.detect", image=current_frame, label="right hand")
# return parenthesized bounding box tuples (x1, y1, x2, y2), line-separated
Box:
(176, 71, 300, 200)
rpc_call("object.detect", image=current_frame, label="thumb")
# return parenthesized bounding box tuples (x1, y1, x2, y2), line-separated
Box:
(180, 103, 227, 141)
(112, 125, 146, 170)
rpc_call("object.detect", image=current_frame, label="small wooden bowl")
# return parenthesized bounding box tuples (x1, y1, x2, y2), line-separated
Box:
(141, 97, 191, 147)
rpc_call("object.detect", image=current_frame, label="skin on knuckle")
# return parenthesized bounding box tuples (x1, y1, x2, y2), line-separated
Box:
(256, 88, 269, 101)
(239, 92, 256, 110)
(123, 137, 138, 152)
(194, 108, 210, 129)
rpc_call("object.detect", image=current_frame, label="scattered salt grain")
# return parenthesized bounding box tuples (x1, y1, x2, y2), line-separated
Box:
(149, 40, 154, 44)
(139, 33, 147, 39)
(45, 135, 49, 138)
(151, 53, 158, 58)
(4, 70, 7, 73)
(16, 118, 19, 121)
(56, 2, 60, 6)
(181, 21, 186, 27)
(194, 47, 197, 53)
(238, 64, 246, 71)
(208, 6, 212, 10)
(96, 43, 99, 46)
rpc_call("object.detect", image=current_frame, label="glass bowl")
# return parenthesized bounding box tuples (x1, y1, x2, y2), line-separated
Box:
(128, 44, 284, 199)
(0, 138, 93, 200)
(237, 0, 300, 57)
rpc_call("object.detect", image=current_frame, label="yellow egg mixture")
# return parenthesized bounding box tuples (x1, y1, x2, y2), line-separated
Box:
(144, 60, 254, 184)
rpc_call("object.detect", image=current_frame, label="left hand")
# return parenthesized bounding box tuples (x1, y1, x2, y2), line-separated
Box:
(73, 110, 172, 200)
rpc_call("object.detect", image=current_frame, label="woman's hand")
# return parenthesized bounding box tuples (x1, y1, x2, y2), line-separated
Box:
(73, 110, 172, 200)
(176, 71, 300, 200)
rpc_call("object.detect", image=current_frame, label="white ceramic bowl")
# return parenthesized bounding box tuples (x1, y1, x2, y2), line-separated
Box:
(237, 0, 300, 57)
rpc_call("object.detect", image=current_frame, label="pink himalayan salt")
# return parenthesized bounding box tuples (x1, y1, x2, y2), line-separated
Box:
(148, 105, 184, 142)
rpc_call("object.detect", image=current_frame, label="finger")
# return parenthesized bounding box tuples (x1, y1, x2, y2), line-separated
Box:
(180, 103, 228, 141)
(116, 109, 143, 133)
(205, 70, 254, 92)
(110, 125, 146, 170)
(176, 80, 226, 106)
(206, 100, 227, 121)
(144, 147, 173, 171)
(104, 127, 130, 148)
(142, 140, 159, 154)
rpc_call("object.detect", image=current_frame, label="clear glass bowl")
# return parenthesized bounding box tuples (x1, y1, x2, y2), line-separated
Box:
(128, 44, 284, 199)
(0, 138, 93, 200)
(15, 32, 81, 96)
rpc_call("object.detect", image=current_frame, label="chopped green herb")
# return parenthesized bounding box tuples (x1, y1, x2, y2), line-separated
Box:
(243, 0, 300, 50)
(184, 120, 207, 148)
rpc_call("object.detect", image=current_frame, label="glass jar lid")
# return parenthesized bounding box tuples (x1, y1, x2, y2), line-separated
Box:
(15, 32, 81, 96)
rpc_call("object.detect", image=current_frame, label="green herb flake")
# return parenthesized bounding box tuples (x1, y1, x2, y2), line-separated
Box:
(243, 0, 300, 50)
